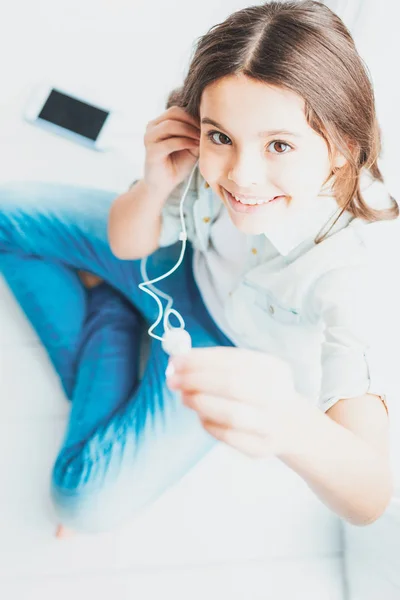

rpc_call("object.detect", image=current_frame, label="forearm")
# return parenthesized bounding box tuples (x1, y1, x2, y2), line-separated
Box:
(108, 179, 167, 260)
(277, 398, 393, 526)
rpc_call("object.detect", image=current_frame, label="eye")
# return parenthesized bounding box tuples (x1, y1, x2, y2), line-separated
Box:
(268, 141, 292, 154)
(206, 131, 231, 145)
(206, 131, 293, 154)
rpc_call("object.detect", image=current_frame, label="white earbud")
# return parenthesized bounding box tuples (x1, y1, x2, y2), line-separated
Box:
(162, 327, 192, 356)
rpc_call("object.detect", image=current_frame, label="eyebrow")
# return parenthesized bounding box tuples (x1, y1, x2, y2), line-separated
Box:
(200, 117, 302, 139)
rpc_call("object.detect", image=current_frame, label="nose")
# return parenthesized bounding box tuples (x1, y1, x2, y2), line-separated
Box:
(227, 152, 267, 189)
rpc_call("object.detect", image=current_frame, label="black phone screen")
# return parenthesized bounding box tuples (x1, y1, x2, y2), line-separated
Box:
(38, 88, 110, 141)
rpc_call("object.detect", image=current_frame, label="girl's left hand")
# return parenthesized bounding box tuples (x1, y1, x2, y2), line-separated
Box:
(166, 347, 306, 458)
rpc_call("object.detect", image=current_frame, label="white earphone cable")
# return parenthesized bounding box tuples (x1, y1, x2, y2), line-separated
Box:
(138, 160, 199, 342)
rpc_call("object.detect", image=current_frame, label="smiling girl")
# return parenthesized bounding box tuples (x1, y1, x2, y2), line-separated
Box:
(0, 0, 397, 536)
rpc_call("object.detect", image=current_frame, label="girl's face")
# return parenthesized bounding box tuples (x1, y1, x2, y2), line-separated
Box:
(198, 74, 345, 235)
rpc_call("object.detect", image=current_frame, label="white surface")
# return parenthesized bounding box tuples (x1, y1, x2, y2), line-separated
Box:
(0, 560, 345, 600)
(0, 0, 399, 598)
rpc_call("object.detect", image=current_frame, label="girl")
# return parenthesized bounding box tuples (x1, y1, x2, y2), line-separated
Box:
(0, 0, 397, 537)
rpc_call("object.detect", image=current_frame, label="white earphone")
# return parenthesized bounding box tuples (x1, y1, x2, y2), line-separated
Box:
(138, 160, 200, 356)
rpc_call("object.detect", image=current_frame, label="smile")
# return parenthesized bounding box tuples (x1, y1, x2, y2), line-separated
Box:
(222, 187, 284, 214)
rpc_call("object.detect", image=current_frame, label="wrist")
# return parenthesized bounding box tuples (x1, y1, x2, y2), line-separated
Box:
(140, 178, 172, 205)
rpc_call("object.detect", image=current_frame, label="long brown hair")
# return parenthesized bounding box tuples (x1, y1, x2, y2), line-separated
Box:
(166, 0, 398, 240)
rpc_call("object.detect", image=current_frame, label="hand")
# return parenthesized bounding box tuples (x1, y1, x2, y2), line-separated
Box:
(143, 106, 200, 198)
(166, 347, 306, 458)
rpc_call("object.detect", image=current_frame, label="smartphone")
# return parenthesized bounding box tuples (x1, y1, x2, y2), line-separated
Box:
(23, 82, 124, 152)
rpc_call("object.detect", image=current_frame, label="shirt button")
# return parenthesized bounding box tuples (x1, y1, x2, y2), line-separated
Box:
(251, 247, 258, 254)
(269, 304, 275, 314)
(202, 216, 211, 223)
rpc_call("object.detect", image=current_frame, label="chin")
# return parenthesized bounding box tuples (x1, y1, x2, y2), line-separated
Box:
(228, 214, 267, 235)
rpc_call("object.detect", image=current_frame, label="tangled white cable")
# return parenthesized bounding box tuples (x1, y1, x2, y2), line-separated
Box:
(138, 160, 199, 356)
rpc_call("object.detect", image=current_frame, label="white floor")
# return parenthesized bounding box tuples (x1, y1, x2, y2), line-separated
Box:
(0, 562, 345, 600)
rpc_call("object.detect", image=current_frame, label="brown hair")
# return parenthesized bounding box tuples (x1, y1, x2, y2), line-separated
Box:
(166, 0, 398, 240)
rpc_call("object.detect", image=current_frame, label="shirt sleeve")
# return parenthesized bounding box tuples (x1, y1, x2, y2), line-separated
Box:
(128, 178, 194, 248)
(310, 264, 389, 414)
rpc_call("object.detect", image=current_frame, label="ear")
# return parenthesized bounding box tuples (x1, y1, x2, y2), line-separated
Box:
(332, 151, 347, 170)
(332, 136, 356, 170)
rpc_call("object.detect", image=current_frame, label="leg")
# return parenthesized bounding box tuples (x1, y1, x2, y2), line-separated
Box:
(55, 280, 144, 539)
(50, 245, 235, 534)
(0, 181, 146, 535)
(1, 253, 88, 397)
(0, 180, 160, 397)
(0, 180, 185, 321)
(0, 251, 144, 539)
(0, 181, 139, 297)
(51, 313, 233, 534)
(0, 181, 234, 533)
(60, 281, 144, 449)
(56, 264, 103, 539)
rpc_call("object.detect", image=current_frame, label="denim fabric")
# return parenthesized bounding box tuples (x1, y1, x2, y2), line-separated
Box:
(0, 181, 234, 533)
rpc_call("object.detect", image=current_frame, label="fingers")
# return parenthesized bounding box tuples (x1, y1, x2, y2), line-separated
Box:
(145, 119, 201, 145)
(170, 368, 238, 400)
(172, 347, 288, 383)
(168, 348, 244, 400)
(150, 136, 200, 162)
(201, 419, 273, 459)
(173, 347, 244, 371)
(182, 391, 269, 436)
(150, 105, 200, 130)
(168, 347, 290, 406)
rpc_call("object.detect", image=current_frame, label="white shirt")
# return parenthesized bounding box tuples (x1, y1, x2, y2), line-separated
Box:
(192, 206, 248, 342)
(132, 166, 398, 413)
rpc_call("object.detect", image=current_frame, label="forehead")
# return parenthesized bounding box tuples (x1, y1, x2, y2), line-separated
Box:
(200, 74, 308, 133)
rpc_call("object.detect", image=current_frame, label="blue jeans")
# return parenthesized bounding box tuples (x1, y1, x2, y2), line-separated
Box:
(0, 181, 234, 533)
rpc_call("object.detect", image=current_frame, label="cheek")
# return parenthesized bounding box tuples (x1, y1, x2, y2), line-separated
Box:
(284, 149, 331, 196)
(199, 149, 222, 180)
(199, 165, 225, 203)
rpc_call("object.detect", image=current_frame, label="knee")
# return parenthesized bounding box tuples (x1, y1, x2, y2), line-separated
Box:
(50, 480, 129, 534)
(50, 449, 126, 534)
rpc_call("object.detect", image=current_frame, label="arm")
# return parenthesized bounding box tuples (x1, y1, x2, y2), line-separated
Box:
(108, 106, 201, 260)
(280, 264, 393, 525)
(108, 179, 167, 260)
(167, 345, 393, 526)
(277, 391, 392, 526)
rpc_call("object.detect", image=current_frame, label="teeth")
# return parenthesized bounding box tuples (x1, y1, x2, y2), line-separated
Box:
(232, 193, 270, 205)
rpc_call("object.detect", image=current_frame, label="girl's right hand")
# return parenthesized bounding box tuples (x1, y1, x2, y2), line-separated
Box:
(143, 106, 201, 200)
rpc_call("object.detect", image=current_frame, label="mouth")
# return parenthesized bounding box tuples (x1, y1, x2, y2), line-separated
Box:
(222, 187, 285, 214)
